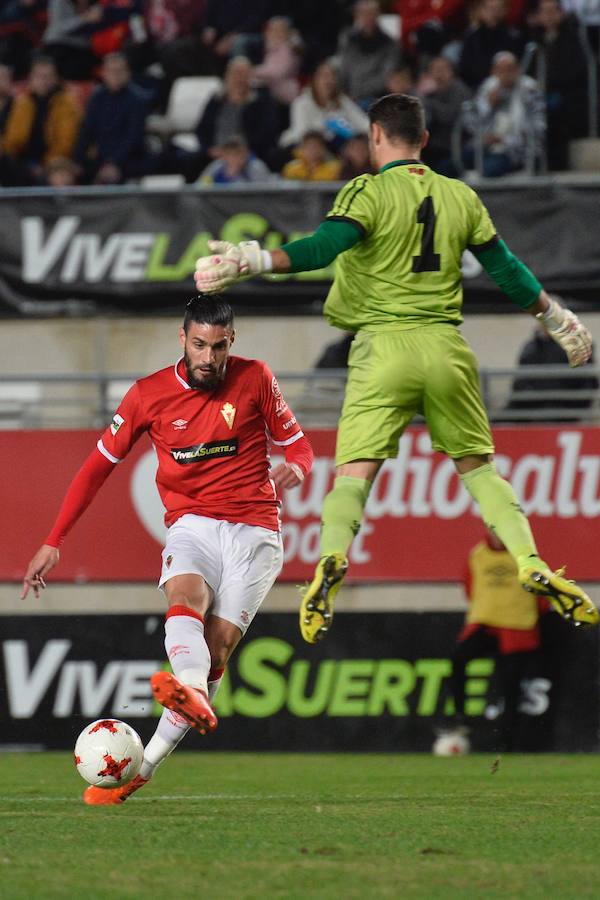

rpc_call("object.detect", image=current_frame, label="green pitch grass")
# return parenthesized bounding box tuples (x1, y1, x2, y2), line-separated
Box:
(1, 753, 599, 899)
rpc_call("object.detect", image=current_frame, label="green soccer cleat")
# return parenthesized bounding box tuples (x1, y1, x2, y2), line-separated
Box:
(520, 565, 599, 627)
(299, 553, 348, 644)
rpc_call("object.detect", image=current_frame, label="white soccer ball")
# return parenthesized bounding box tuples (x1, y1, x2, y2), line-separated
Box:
(432, 730, 471, 757)
(74, 719, 144, 788)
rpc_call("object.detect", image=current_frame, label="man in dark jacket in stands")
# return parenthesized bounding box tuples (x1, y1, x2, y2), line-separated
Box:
(75, 52, 149, 184)
(508, 321, 598, 421)
(195, 55, 279, 168)
(459, 0, 523, 88)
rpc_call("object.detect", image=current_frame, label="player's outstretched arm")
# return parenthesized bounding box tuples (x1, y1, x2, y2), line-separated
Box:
(20, 448, 116, 600)
(474, 240, 592, 367)
(194, 220, 363, 294)
(21, 545, 60, 599)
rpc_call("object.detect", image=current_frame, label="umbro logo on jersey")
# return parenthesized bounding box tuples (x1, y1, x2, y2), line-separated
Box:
(171, 439, 238, 464)
(171, 419, 188, 430)
(220, 402, 236, 430)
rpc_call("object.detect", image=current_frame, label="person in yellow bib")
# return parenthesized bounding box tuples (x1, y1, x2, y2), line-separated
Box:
(443, 530, 551, 754)
(194, 92, 597, 640)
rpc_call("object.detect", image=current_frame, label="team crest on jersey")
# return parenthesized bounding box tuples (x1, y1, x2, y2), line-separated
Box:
(220, 402, 236, 430)
(110, 413, 124, 436)
(171, 419, 188, 430)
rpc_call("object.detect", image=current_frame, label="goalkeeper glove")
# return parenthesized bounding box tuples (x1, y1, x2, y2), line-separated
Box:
(536, 296, 592, 367)
(194, 240, 272, 294)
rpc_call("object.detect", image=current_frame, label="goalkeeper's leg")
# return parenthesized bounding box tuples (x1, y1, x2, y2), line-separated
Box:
(300, 462, 379, 644)
(459, 458, 598, 627)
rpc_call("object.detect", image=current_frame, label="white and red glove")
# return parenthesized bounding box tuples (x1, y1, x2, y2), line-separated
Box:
(536, 296, 593, 367)
(194, 240, 271, 294)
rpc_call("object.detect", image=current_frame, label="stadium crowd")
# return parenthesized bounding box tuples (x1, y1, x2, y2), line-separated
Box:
(0, 0, 595, 186)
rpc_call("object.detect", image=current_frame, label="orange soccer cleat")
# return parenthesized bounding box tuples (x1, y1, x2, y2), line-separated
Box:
(83, 774, 148, 806)
(150, 671, 218, 735)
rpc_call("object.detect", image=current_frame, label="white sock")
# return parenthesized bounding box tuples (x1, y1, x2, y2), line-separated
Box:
(139, 707, 190, 781)
(164, 605, 211, 696)
(208, 666, 225, 703)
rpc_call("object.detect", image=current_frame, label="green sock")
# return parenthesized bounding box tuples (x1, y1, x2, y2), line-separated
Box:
(320, 475, 372, 558)
(460, 463, 545, 571)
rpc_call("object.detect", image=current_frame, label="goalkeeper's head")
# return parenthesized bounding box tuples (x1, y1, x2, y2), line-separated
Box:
(367, 93, 429, 169)
(180, 293, 235, 391)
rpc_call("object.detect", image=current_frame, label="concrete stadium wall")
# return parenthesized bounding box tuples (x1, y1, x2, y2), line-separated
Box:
(2, 313, 600, 377)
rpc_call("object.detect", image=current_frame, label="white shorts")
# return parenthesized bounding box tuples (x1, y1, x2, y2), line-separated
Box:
(158, 514, 284, 634)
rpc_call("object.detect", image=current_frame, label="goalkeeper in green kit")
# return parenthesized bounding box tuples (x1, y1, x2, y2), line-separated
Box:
(194, 93, 597, 641)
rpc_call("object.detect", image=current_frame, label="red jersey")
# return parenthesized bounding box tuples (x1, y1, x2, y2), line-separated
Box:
(97, 356, 305, 532)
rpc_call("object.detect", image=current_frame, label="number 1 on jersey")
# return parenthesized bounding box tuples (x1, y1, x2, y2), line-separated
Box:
(412, 196, 441, 273)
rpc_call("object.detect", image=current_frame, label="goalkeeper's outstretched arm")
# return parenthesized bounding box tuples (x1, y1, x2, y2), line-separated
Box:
(471, 238, 592, 367)
(194, 220, 362, 293)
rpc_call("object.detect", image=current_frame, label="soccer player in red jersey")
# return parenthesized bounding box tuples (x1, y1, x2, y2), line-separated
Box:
(21, 294, 313, 805)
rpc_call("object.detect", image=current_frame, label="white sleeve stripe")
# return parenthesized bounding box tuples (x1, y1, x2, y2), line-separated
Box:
(271, 430, 304, 447)
(97, 438, 120, 464)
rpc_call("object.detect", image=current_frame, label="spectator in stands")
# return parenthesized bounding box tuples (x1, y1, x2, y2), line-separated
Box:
(527, 0, 588, 170)
(195, 55, 280, 168)
(464, 51, 545, 176)
(46, 155, 78, 186)
(385, 64, 416, 95)
(198, 135, 272, 184)
(339, 133, 374, 179)
(251, 16, 300, 105)
(42, 0, 100, 80)
(314, 332, 354, 368)
(441, 529, 550, 753)
(201, 0, 274, 70)
(0, 64, 14, 147)
(288, 0, 343, 75)
(282, 130, 342, 181)
(422, 56, 471, 175)
(393, 0, 466, 60)
(75, 52, 150, 184)
(279, 60, 369, 150)
(459, 0, 524, 89)
(337, 0, 401, 108)
(507, 322, 598, 420)
(147, 0, 209, 94)
(0, 0, 46, 79)
(0, 56, 81, 186)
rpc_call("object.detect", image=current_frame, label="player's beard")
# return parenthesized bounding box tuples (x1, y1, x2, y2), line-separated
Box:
(184, 353, 225, 391)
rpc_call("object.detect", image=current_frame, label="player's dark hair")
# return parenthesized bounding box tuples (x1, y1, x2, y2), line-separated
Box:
(368, 93, 426, 147)
(183, 293, 234, 332)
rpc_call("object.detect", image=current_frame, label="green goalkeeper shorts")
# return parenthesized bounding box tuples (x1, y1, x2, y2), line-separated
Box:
(335, 324, 495, 465)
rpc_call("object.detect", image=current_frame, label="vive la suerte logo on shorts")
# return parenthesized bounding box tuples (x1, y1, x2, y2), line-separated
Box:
(170, 439, 238, 464)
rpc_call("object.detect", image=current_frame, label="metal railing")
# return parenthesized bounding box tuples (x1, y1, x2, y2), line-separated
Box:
(0, 366, 598, 429)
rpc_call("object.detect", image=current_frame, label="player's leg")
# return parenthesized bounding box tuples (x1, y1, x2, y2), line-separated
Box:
(456, 457, 597, 626)
(207, 522, 284, 681)
(301, 330, 420, 643)
(203, 613, 243, 702)
(301, 458, 380, 644)
(151, 572, 218, 733)
(424, 328, 597, 628)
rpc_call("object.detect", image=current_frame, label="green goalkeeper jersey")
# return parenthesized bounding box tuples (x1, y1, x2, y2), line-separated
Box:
(323, 159, 497, 332)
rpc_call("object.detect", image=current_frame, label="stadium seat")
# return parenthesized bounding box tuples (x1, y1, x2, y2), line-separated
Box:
(0, 381, 41, 428)
(146, 76, 221, 139)
(139, 174, 186, 189)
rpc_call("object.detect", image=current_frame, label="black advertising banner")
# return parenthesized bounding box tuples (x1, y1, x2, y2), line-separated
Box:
(0, 612, 597, 752)
(0, 183, 599, 315)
